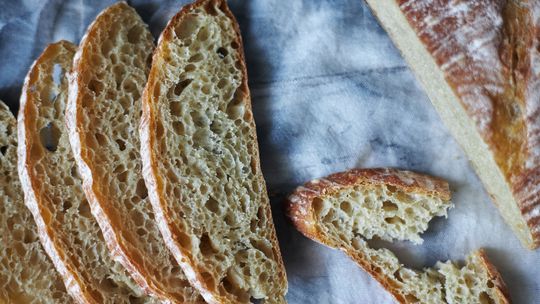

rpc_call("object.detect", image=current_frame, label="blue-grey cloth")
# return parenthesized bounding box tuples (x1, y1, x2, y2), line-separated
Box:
(0, 1, 538, 303)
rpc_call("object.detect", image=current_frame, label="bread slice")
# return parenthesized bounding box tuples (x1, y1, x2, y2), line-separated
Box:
(18, 40, 156, 303)
(65, 2, 203, 302)
(364, 0, 540, 249)
(0, 100, 71, 303)
(287, 168, 510, 304)
(140, 0, 287, 302)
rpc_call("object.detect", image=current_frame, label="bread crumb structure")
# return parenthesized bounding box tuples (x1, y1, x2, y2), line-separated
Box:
(140, 0, 287, 303)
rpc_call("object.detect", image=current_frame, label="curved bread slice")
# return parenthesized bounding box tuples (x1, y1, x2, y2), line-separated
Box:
(140, 0, 287, 302)
(65, 2, 202, 303)
(0, 100, 71, 303)
(287, 168, 510, 304)
(365, 0, 540, 249)
(18, 41, 155, 303)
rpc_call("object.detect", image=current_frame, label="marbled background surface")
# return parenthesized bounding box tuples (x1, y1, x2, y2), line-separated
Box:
(0, 0, 538, 303)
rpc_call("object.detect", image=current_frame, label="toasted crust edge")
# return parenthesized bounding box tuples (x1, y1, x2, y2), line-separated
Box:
(17, 40, 98, 304)
(140, 0, 287, 303)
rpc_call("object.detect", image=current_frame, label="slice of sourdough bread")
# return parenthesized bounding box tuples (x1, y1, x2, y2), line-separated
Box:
(287, 168, 510, 304)
(18, 41, 156, 303)
(65, 3, 202, 303)
(0, 100, 71, 303)
(140, 0, 287, 302)
(365, 0, 540, 249)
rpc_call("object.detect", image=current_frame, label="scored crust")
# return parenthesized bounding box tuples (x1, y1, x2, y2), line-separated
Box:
(65, 2, 203, 302)
(18, 41, 154, 303)
(286, 168, 510, 304)
(365, 0, 540, 249)
(140, 0, 287, 303)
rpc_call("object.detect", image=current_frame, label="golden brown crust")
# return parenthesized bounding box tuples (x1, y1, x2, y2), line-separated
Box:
(141, 0, 287, 303)
(387, 0, 540, 248)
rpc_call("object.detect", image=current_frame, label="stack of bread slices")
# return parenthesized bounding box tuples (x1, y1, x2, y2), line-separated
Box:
(4, 0, 287, 303)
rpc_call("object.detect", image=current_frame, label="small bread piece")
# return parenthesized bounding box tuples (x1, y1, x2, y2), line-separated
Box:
(0, 100, 71, 303)
(66, 2, 203, 302)
(287, 168, 510, 304)
(365, 0, 540, 249)
(18, 41, 155, 303)
(140, 0, 287, 302)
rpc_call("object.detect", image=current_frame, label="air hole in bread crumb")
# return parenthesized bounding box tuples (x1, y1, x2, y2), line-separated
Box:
(116, 139, 126, 151)
(94, 133, 107, 146)
(217, 79, 228, 89)
(405, 294, 419, 302)
(386, 185, 397, 193)
(205, 196, 220, 213)
(384, 216, 405, 225)
(118, 171, 128, 183)
(88, 79, 103, 95)
(175, 14, 200, 39)
(217, 47, 228, 58)
(52, 64, 63, 86)
(487, 280, 494, 288)
(127, 25, 143, 44)
(39, 122, 61, 152)
(479, 292, 495, 304)
(201, 271, 215, 288)
(250, 239, 273, 260)
(340, 201, 353, 214)
(78, 202, 92, 218)
(382, 200, 398, 212)
(174, 79, 193, 96)
(0, 146, 7, 156)
(199, 233, 217, 255)
(250, 297, 263, 304)
(197, 26, 210, 41)
(136, 179, 148, 199)
(185, 64, 196, 72)
(189, 53, 204, 63)
(99, 278, 119, 292)
(62, 200, 72, 211)
(172, 121, 185, 135)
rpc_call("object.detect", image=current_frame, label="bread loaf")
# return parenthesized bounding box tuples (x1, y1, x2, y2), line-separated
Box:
(365, 0, 540, 249)
(65, 2, 203, 302)
(18, 40, 155, 303)
(0, 99, 71, 303)
(287, 168, 510, 304)
(140, 0, 288, 302)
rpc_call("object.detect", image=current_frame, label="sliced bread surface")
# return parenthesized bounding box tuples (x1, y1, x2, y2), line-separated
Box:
(0, 100, 71, 303)
(66, 2, 203, 302)
(18, 40, 155, 303)
(287, 168, 510, 304)
(140, 0, 287, 302)
(365, 0, 540, 249)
